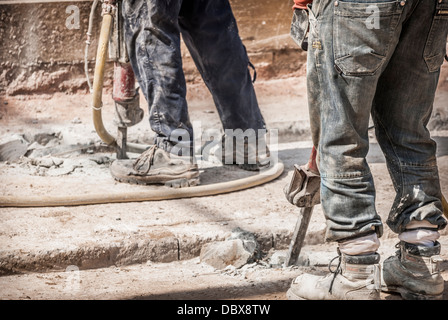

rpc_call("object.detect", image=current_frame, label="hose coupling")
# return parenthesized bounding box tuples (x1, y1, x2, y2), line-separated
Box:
(101, 0, 116, 16)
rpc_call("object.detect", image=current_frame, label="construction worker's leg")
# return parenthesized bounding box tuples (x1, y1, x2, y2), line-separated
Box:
(372, 0, 448, 236)
(111, 0, 199, 187)
(305, 0, 408, 243)
(122, 0, 193, 152)
(372, 0, 447, 300)
(287, 0, 412, 300)
(178, 0, 265, 132)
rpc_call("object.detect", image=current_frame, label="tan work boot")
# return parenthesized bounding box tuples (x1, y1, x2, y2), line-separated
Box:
(110, 145, 199, 187)
(287, 252, 381, 300)
(381, 241, 444, 300)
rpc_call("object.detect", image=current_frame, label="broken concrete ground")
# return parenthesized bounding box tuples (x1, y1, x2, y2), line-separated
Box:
(0, 73, 447, 299)
(1, 133, 447, 299)
(1, 0, 447, 299)
(0, 139, 323, 276)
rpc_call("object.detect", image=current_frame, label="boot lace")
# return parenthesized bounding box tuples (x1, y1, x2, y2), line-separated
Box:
(328, 252, 342, 294)
(133, 145, 157, 174)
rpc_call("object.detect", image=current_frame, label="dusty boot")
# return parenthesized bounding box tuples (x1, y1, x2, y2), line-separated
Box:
(220, 133, 271, 171)
(287, 252, 381, 300)
(381, 241, 444, 300)
(110, 145, 199, 187)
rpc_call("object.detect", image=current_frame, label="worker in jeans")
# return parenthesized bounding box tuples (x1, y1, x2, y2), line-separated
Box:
(286, 0, 448, 299)
(110, 0, 268, 187)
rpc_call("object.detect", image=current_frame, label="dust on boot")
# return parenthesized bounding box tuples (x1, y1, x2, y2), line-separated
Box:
(110, 145, 199, 188)
(382, 241, 444, 300)
(219, 133, 271, 171)
(287, 251, 381, 300)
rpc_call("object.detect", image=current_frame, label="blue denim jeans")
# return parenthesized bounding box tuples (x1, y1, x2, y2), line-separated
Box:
(303, 0, 448, 241)
(121, 0, 266, 152)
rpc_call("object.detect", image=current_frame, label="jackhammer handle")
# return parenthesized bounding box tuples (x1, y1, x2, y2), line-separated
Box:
(283, 146, 320, 267)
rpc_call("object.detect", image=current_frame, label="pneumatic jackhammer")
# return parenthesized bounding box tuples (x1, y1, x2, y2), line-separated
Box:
(86, 0, 144, 159)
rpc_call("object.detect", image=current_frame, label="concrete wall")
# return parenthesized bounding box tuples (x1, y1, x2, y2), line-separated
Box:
(1, 1, 102, 94)
(0, 0, 305, 95)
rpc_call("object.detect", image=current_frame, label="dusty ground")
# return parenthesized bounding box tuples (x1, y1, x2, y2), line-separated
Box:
(0, 70, 448, 301)
(0, 3, 448, 299)
(1, 0, 447, 308)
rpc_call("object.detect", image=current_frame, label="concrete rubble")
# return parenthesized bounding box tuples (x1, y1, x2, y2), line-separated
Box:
(199, 227, 260, 269)
(0, 134, 29, 162)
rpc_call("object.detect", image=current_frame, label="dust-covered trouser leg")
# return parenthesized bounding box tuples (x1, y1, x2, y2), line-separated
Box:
(113, 0, 268, 185)
(121, 1, 265, 153)
(371, 0, 447, 300)
(178, 0, 268, 171)
(306, 0, 447, 244)
(287, 0, 447, 300)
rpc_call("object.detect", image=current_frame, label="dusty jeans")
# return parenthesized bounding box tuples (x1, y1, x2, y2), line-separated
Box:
(121, 0, 265, 153)
(302, 0, 448, 241)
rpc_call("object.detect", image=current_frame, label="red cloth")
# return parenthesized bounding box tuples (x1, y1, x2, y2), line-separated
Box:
(292, 0, 313, 10)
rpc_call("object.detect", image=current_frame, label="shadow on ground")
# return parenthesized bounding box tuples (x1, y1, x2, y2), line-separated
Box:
(130, 277, 293, 300)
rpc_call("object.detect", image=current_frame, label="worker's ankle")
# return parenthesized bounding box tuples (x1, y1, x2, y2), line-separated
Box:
(338, 233, 380, 256)
(399, 220, 440, 247)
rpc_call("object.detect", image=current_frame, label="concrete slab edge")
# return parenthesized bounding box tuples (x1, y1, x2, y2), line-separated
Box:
(0, 228, 327, 276)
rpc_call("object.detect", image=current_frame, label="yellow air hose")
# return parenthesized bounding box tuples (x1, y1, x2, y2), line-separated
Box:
(0, 162, 284, 207)
(92, 10, 116, 146)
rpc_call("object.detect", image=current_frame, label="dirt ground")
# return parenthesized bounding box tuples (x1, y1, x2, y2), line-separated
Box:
(0, 69, 448, 301)
(0, 1, 448, 299)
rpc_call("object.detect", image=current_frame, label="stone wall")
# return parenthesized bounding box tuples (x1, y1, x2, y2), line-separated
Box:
(0, 0, 305, 95)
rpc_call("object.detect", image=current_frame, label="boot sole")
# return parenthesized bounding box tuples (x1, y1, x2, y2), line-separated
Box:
(382, 285, 443, 300)
(110, 159, 200, 187)
(286, 288, 307, 300)
(164, 177, 200, 188)
(113, 175, 200, 188)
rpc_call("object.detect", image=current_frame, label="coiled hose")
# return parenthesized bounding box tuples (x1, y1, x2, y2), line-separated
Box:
(0, 162, 284, 207)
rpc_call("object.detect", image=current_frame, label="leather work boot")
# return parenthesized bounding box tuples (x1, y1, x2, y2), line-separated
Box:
(381, 241, 444, 300)
(219, 133, 271, 171)
(110, 145, 199, 187)
(287, 252, 381, 300)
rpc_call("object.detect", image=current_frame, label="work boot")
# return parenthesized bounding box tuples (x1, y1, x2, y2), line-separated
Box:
(287, 252, 381, 300)
(110, 145, 199, 187)
(219, 133, 271, 171)
(381, 241, 444, 300)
